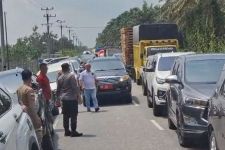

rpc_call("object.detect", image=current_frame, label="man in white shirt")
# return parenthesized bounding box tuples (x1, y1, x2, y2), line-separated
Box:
(79, 63, 100, 112)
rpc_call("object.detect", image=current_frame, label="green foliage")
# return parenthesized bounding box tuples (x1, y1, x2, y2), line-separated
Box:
(96, 1, 160, 48)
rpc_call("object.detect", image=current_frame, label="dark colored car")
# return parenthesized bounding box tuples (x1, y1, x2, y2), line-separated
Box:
(208, 64, 225, 150)
(89, 57, 132, 105)
(165, 54, 225, 147)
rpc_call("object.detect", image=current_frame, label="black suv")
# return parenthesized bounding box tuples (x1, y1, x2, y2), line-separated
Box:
(208, 64, 225, 150)
(165, 54, 225, 147)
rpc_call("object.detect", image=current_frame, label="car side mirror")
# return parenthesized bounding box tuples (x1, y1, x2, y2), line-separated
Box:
(165, 75, 180, 84)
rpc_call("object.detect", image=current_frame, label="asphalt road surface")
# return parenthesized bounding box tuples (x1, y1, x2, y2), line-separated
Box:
(53, 83, 208, 150)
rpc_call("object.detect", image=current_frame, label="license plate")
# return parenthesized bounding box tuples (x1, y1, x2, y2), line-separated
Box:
(100, 84, 113, 90)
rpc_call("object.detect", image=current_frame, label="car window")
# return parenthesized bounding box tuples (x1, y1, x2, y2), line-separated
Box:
(0, 89, 11, 116)
(158, 56, 177, 71)
(185, 59, 225, 84)
(91, 59, 125, 72)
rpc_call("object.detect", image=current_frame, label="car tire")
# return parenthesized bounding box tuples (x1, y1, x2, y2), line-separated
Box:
(177, 115, 191, 147)
(168, 117, 176, 130)
(209, 130, 218, 150)
(152, 91, 160, 116)
(146, 89, 153, 108)
(142, 82, 147, 96)
(137, 78, 142, 85)
(126, 93, 132, 104)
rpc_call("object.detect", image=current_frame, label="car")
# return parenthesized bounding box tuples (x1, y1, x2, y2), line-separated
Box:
(89, 57, 132, 105)
(0, 68, 55, 149)
(0, 70, 40, 150)
(45, 59, 78, 102)
(165, 54, 225, 147)
(144, 52, 194, 116)
(47, 56, 69, 65)
(208, 64, 225, 150)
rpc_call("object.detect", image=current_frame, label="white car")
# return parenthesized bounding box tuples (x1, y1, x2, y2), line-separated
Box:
(145, 52, 194, 116)
(0, 84, 40, 150)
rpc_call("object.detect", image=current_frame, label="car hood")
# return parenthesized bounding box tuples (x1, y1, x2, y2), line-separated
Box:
(50, 82, 57, 91)
(156, 71, 170, 79)
(95, 70, 127, 78)
(184, 83, 217, 100)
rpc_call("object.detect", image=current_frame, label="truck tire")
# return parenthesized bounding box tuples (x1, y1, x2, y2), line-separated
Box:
(137, 78, 142, 85)
(142, 81, 147, 96)
(152, 91, 160, 116)
(147, 89, 153, 108)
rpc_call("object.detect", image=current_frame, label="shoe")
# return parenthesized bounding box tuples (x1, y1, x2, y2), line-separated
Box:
(64, 131, 71, 136)
(95, 107, 100, 112)
(71, 131, 83, 137)
(87, 108, 91, 112)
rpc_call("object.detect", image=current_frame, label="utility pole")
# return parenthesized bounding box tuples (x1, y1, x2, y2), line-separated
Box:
(41, 7, 56, 58)
(66, 26, 73, 41)
(72, 33, 76, 46)
(56, 20, 66, 38)
(56, 20, 66, 54)
(0, 0, 5, 71)
(4, 12, 8, 70)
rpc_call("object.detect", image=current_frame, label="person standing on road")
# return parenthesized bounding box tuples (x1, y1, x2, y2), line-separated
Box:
(79, 63, 100, 112)
(57, 63, 83, 137)
(17, 69, 42, 148)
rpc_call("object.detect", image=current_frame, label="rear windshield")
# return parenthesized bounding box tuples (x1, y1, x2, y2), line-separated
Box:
(185, 59, 225, 84)
(91, 59, 125, 72)
(158, 56, 176, 71)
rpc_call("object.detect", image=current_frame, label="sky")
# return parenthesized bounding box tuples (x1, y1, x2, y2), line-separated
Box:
(4, 0, 159, 48)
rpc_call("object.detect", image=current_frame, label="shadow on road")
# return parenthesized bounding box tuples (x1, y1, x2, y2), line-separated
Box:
(82, 134, 97, 138)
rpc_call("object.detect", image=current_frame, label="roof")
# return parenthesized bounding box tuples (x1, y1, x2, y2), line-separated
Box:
(156, 52, 195, 57)
(0, 67, 23, 77)
(182, 53, 225, 61)
(92, 56, 120, 61)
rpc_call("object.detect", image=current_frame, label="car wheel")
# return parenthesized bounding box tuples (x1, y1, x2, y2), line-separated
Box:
(146, 89, 153, 108)
(168, 117, 176, 130)
(152, 91, 160, 116)
(209, 131, 218, 150)
(142, 82, 147, 96)
(137, 78, 142, 85)
(177, 115, 190, 147)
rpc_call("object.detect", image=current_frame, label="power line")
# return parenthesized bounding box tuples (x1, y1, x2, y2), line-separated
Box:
(41, 7, 56, 57)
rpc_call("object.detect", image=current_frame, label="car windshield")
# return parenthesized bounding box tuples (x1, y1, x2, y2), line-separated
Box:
(91, 59, 125, 72)
(158, 56, 176, 71)
(47, 71, 59, 83)
(0, 73, 23, 93)
(185, 59, 225, 84)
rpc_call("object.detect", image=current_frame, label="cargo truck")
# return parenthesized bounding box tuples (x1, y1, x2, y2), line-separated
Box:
(121, 24, 179, 85)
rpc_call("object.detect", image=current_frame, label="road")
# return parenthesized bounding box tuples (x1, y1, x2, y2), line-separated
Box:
(53, 83, 208, 150)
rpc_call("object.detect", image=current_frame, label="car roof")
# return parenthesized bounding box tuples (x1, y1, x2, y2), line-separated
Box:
(0, 67, 23, 76)
(181, 54, 225, 61)
(156, 52, 195, 57)
(92, 56, 120, 61)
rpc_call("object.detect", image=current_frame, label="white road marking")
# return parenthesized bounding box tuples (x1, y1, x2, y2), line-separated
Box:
(151, 120, 165, 131)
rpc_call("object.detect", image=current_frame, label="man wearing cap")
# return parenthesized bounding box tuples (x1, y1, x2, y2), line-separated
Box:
(57, 63, 83, 137)
(79, 63, 100, 112)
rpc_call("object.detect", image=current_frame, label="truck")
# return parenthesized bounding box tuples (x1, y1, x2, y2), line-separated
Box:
(121, 24, 179, 85)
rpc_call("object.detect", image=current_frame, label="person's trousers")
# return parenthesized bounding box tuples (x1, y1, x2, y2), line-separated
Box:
(62, 100, 78, 132)
(84, 89, 99, 109)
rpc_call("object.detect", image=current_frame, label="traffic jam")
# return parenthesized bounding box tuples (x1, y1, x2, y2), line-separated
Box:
(0, 23, 225, 150)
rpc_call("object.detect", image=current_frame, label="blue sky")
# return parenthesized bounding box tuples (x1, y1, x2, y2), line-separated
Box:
(4, 0, 159, 47)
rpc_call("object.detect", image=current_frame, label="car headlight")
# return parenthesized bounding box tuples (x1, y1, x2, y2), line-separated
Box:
(156, 77, 165, 84)
(184, 97, 208, 108)
(120, 75, 130, 82)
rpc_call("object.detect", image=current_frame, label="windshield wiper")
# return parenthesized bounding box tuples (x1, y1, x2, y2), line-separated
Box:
(95, 69, 107, 72)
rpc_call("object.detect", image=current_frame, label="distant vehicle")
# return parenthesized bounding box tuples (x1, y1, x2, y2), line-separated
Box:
(89, 57, 132, 105)
(144, 52, 194, 116)
(165, 54, 225, 147)
(80, 54, 95, 63)
(83, 51, 92, 55)
(113, 53, 123, 61)
(208, 64, 225, 150)
(47, 56, 69, 65)
(45, 59, 78, 102)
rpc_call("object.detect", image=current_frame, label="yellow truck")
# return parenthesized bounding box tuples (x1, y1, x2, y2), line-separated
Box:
(132, 24, 179, 85)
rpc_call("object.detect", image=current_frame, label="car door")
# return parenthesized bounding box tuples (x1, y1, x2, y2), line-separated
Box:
(0, 89, 18, 150)
(215, 81, 225, 149)
(169, 60, 182, 121)
(147, 56, 157, 94)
